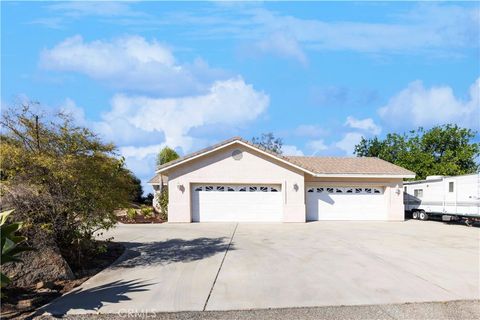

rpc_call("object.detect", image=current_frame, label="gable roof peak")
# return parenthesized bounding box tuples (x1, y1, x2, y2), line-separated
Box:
(155, 136, 415, 178)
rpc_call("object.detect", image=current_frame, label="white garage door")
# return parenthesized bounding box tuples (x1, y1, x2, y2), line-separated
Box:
(306, 186, 387, 221)
(191, 184, 283, 222)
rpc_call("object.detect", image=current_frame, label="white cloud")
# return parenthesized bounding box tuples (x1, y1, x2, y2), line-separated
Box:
(40, 35, 228, 95)
(345, 116, 381, 135)
(35, 4, 478, 63)
(335, 132, 364, 155)
(47, 2, 144, 18)
(38, 34, 270, 192)
(31, 2, 147, 29)
(96, 77, 269, 152)
(123, 151, 159, 194)
(378, 78, 479, 129)
(59, 98, 86, 125)
(306, 139, 328, 154)
(281, 145, 304, 156)
(260, 4, 479, 55)
(58, 77, 268, 193)
(252, 32, 307, 64)
(155, 3, 478, 61)
(306, 132, 364, 156)
(119, 144, 165, 161)
(294, 124, 328, 138)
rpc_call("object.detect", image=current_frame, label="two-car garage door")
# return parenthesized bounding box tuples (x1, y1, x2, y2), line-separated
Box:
(192, 183, 388, 222)
(192, 184, 282, 222)
(306, 186, 387, 220)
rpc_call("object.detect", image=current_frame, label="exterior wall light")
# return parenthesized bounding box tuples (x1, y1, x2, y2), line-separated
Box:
(293, 183, 299, 192)
(177, 184, 185, 193)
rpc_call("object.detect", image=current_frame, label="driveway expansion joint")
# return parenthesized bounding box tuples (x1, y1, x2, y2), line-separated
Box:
(203, 223, 238, 311)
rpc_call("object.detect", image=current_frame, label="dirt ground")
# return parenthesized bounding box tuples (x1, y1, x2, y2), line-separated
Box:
(1, 242, 125, 320)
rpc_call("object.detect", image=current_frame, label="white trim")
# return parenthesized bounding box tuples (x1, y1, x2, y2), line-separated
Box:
(155, 139, 415, 179)
(312, 173, 415, 179)
(156, 140, 317, 176)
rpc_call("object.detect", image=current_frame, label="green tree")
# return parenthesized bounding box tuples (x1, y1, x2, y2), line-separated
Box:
(156, 146, 180, 167)
(0, 104, 136, 267)
(354, 125, 479, 180)
(154, 146, 179, 220)
(251, 133, 283, 154)
(130, 175, 144, 203)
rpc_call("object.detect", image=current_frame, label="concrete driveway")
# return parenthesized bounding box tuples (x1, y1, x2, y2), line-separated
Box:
(41, 221, 479, 315)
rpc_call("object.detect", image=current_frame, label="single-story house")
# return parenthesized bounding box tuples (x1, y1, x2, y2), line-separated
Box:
(149, 137, 415, 222)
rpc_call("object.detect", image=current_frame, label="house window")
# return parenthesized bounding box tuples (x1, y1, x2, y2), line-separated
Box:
(326, 188, 334, 193)
(205, 186, 214, 191)
(355, 188, 363, 194)
(373, 188, 382, 194)
(449, 182, 454, 193)
(414, 189, 423, 198)
(335, 188, 343, 193)
(270, 187, 279, 192)
(238, 187, 246, 192)
(227, 186, 235, 192)
(260, 186, 268, 192)
(365, 188, 372, 194)
(316, 187, 324, 193)
(345, 188, 353, 193)
(307, 188, 314, 193)
(216, 186, 225, 191)
(194, 186, 203, 191)
(249, 186, 258, 192)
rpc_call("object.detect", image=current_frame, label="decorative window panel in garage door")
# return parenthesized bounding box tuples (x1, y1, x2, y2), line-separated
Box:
(306, 186, 387, 221)
(191, 184, 282, 222)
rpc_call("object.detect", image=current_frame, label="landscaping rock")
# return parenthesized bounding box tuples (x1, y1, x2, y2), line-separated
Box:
(36, 281, 54, 290)
(3, 245, 74, 288)
(16, 299, 33, 309)
(37, 288, 57, 293)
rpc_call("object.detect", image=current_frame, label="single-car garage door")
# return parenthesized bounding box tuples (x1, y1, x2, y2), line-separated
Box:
(191, 184, 282, 222)
(306, 186, 387, 220)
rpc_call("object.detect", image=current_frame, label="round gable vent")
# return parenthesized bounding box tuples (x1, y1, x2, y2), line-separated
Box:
(232, 149, 243, 160)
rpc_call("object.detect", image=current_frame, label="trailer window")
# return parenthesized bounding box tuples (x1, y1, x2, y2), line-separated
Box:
(449, 182, 454, 193)
(414, 189, 423, 198)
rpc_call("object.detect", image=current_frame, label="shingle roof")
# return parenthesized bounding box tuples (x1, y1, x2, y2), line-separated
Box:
(147, 173, 168, 185)
(285, 156, 415, 176)
(154, 137, 415, 177)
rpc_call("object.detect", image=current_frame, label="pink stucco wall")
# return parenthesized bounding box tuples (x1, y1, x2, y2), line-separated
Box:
(161, 143, 405, 222)
(164, 144, 306, 222)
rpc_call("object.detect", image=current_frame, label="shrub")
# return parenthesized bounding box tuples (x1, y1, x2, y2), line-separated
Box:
(0, 104, 137, 268)
(126, 208, 137, 220)
(159, 188, 168, 221)
(141, 206, 154, 218)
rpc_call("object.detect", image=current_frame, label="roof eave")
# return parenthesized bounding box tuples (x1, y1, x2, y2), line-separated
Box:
(156, 139, 317, 176)
(155, 138, 415, 179)
(311, 173, 416, 179)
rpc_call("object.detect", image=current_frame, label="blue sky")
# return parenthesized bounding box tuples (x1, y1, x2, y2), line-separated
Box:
(2, 1, 479, 190)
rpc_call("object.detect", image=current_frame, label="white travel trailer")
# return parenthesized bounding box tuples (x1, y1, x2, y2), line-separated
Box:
(404, 173, 480, 224)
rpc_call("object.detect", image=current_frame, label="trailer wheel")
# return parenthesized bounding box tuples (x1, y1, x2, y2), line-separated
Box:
(419, 211, 429, 221)
(412, 211, 419, 219)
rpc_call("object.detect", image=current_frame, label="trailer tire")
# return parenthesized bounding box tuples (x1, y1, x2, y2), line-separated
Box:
(412, 211, 419, 219)
(419, 211, 429, 221)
